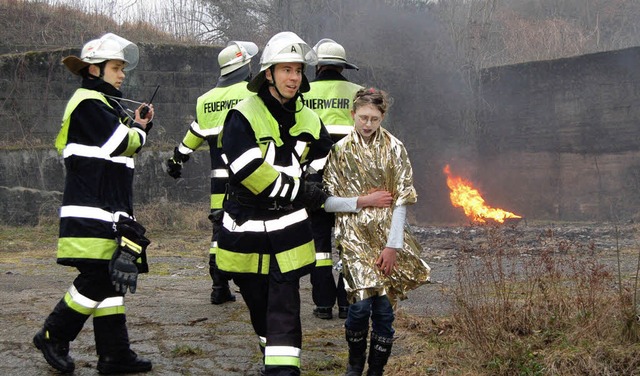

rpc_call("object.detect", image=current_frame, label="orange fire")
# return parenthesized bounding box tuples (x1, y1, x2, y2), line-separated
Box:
(443, 164, 521, 223)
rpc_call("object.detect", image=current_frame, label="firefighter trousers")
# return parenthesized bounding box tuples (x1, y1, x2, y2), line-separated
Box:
(43, 264, 131, 356)
(310, 210, 348, 309)
(233, 261, 303, 376)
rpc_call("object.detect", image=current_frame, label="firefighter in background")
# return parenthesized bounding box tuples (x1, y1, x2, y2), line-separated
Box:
(217, 31, 333, 376)
(303, 38, 363, 320)
(166, 40, 259, 305)
(33, 33, 154, 374)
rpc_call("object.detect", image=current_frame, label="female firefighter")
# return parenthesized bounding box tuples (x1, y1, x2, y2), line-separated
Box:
(33, 33, 154, 374)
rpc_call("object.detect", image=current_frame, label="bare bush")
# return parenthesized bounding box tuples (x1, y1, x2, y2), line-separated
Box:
(448, 225, 640, 375)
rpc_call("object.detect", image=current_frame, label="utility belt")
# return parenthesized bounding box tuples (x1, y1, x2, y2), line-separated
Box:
(226, 186, 293, 211)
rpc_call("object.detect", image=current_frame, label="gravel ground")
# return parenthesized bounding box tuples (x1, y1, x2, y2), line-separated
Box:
(1, 221, 638, 375)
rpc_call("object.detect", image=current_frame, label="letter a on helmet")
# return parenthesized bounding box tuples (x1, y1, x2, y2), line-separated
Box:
(247, 31, 318, 93)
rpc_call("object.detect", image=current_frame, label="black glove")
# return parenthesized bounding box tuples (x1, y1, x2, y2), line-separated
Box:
(297, 180, 329, 211)
(208, 209, 224, 234)
(109, 218, 150, 294)
(109, 248, 139, 294)
(166, 147, 189, 179)
(167, 158, 182, 178)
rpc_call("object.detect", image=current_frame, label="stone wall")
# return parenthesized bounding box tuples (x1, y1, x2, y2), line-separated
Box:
(2, 44, 640, 225)
(0, 44, 219, 225)
(475, 47, 640, 221)
(0, 43, 224, 144)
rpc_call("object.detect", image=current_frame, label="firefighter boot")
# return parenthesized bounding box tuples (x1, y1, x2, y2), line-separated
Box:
(313, 306, 333, 319)
(365, 333, 394, 376)
(211, 286, 236, 304)
(210, 254, 236, 304)
(33, 329, 75, 373)
(339, 306, 349, 319)
(97, 349, 152, 374)
(345, 328, 368, 376)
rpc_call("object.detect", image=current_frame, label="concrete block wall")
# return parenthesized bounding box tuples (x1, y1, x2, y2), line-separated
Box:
(0, 44, 223, 144)
(474, 47, 640, 221)
(3, 44, 640, 224)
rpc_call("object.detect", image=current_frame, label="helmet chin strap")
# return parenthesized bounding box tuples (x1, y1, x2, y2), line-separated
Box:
(267, 66, 303, 114)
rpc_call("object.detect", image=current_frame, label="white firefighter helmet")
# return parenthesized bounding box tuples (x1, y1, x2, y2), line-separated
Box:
(62, 33, 139, 76)
(313, 38, 358, 70)
(218, 41, 259, 76)
(247, 31, 317, 93)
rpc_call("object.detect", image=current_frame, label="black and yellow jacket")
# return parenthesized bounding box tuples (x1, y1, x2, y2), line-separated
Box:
(55, 78, 149, 271)
(176, 81, 253, 211)
(217, 85, 333, 279)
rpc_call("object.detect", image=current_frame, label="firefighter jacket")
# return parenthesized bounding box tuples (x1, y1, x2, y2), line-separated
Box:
(304, 69, 362, 143)
(177, 81, 253, 211)
(54, 78, 149, 272)
(217, 85, 334, 279)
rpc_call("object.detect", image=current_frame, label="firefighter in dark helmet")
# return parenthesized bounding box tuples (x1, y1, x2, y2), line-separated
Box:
(166, 40, 259, 305)
(33, 33, 154, 374)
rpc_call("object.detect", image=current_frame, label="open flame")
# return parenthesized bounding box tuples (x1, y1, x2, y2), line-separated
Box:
(443, 164, 522, 223)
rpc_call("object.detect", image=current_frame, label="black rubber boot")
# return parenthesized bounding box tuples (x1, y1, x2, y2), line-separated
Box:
(313, 306, 333, 319)
(97, 349, 152, 374)
(33, 329, 75, 373)
(344, 328, 368, 376)
(210, 254, 236, 304)
(338, 306, 349, 319)
(365, 333, 393, 376)
(211, 286, 237, 304)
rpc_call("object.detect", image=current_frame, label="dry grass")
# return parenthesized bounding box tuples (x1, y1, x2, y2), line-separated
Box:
(435, 225, 640, 376)
(4, 207, 640, 375)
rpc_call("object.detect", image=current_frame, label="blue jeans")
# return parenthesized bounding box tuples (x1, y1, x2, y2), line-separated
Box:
(345, 295, 395, 338)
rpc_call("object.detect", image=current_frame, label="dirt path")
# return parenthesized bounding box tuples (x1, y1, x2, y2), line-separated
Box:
(1, 221, 637, 375)
(0, 254, 447, 376)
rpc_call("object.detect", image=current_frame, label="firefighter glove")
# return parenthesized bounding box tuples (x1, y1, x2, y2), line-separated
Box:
(167, 147, 189, 179)
(298, 180, 328, 211)
(208, 209, 224, 234)
(110, 218, 150, 294)
(109, 247, 139, 294)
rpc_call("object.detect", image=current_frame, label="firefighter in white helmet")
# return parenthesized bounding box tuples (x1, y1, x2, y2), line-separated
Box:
(217, 31, 333, 375)
(166, 40, 259, 305)
(33, 33, 154, 374)
(303, 38, 363, 321)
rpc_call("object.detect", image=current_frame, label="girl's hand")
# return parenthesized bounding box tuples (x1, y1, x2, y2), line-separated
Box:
(375, 247, 398, 276)
(357, 190, 393, 208)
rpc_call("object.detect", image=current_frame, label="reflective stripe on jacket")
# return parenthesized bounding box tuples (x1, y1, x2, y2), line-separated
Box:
(304, 79, 362, 139)
(55, 87, 147, 270)
(217, 94, 329, 277)
(179, 82, 253, 210)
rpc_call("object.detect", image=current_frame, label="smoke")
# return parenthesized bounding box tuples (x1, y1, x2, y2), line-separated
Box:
(299, 1, 472, 224)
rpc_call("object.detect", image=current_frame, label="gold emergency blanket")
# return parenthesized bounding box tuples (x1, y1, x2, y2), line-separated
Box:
(324, 127, 431, 307)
